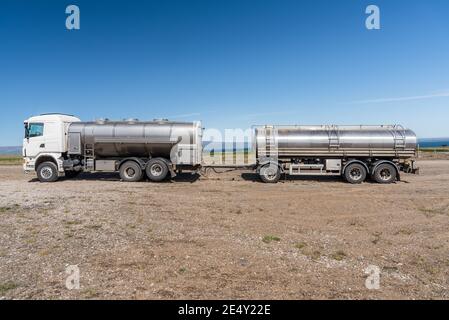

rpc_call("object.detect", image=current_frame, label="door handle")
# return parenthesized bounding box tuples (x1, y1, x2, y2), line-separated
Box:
(40, 144, 45, 148)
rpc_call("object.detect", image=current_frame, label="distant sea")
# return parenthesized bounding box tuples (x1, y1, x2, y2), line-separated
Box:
(1, 138, 448, 155)
(418, 138, 449, 148)
(0, 146, 22, 155)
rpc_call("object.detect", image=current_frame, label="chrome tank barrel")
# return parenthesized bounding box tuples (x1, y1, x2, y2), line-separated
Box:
(68, 120, 201, 159)
(255, 125, 418, 158)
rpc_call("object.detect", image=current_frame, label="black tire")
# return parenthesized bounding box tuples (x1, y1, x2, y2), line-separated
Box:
(119, 161, 143, 182)
(259, 164, 281, 183)
(36, 161, 59, 183)
(344, 163, 367, 184)
(373, 163, 397, 184)
(146, 158, 169, 182)
(64, 170, 81, 179)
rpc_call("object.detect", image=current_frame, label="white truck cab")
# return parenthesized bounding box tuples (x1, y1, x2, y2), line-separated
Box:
(23, 114, 81, 178)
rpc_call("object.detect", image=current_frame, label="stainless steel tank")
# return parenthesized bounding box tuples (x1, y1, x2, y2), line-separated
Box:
(255, 125, 418, 158)
(67, 119, 202, 165)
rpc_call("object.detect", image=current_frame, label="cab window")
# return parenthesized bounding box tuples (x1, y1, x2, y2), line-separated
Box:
(28, 123, 44, 138)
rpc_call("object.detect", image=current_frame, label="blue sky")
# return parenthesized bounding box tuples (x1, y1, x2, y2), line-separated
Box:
(1, 0, 449, 145)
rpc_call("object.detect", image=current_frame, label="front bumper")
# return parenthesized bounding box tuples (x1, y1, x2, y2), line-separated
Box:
(23, 158, 35, 173)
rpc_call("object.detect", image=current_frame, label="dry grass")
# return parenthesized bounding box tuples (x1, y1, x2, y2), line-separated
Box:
(419, 147, 449, 153)
(262, 235, 281, 243)
(0, 156, 22, 165)
(0, 282, 19, 294)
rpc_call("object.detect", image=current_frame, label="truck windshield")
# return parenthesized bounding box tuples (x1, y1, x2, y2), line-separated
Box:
(27, 123, 44, 138)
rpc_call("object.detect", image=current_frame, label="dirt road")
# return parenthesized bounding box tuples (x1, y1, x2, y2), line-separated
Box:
(0, 160, 448, 299)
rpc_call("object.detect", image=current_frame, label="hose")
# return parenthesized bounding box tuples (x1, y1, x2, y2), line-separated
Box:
(199, 167, 243, 176)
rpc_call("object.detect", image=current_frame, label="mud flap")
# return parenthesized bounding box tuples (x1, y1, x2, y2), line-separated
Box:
(169, 167, 177, 178)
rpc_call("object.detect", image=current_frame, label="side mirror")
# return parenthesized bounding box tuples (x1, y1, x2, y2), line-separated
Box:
(24, 123, 29, 141)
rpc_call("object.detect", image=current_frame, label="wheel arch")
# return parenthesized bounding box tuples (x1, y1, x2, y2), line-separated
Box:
(342, 160, 369, 176)
(118, 157, 147, 170)
(35, 155, 58, 171)
(152, 157, 172, 167)
(257, 160, 284, 173)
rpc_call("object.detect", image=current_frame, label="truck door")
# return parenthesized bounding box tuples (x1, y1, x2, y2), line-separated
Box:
(23, 122, 45, 157)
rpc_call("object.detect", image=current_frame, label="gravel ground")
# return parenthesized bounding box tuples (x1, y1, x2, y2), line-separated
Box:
(0, 160, 448, 300)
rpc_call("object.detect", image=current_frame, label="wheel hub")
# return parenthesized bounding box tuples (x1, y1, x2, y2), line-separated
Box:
(125, 168, 136, 178)
(350, 168, 362, 180)
(150, 164, 163, 176)
(41, 167, 53, 179)
(379, 168, 392, 180)
(263, 166, 278, 180)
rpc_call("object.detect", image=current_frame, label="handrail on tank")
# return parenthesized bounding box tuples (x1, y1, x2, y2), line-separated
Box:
(252, 124, 408, 130)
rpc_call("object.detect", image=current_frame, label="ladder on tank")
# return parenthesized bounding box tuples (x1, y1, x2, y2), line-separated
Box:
(264, 126, 278, 158)
(391, 125, 406, 150)
(328, 125, 340, 149)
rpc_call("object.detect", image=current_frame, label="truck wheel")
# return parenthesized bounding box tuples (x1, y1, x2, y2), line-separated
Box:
(146, 158, 169, 182)
(119, 161, 143, 182)
(344, 163, 366, 184)
(373, 163, 397, 184)
(37, 162, 59, 183)
(259, 164, 281, 183)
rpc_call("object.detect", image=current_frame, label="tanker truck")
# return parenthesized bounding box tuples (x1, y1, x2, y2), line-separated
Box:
(23, 114, 203, 183)
(22, 114, 419, 184)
